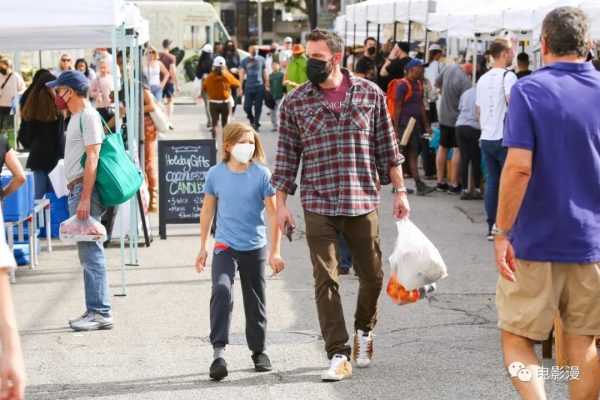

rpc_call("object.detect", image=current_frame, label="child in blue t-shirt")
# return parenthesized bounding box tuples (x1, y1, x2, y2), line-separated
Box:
(196, 121, 285, 382)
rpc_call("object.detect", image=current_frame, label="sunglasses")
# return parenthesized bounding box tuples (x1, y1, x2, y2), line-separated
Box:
(61, 58, 71, 62)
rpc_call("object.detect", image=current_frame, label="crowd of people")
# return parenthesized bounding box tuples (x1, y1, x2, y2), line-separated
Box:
(0, 4, 598, 400)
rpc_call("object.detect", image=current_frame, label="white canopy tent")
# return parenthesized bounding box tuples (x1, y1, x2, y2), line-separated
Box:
(338, 0, 600, 41)
(0, 0, 150, 292)
(0, 0, 149, 51)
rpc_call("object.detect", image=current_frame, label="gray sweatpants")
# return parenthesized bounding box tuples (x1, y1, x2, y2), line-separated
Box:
(210, 245, 267, 354)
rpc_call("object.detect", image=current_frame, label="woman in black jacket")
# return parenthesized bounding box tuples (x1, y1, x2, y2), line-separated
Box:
(18, 69, 64, 199)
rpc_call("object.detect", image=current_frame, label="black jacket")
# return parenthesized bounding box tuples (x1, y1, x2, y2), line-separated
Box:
(18, 117, 64, 172)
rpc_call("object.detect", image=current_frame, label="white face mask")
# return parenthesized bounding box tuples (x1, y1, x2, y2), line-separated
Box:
(231, 143, 255, 164)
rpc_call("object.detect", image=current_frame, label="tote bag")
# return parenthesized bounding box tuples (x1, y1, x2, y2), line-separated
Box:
(80, 115, 143, 207)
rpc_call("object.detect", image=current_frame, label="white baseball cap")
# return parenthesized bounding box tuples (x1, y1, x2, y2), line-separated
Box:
(429, 43, 442, 52)
(202, 44, 213, 53)
(284, 36, 293, 43)
(213, 56, 226, 68)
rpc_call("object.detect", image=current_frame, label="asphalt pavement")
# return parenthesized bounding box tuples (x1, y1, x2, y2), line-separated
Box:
(11, 101, 569, 399)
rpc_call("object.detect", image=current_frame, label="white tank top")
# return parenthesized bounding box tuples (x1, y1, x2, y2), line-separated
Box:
(144, 62, 161, 86)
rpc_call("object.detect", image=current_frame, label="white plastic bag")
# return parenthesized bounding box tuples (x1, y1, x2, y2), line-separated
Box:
(388, 219, 448, 290)
(191, 77, 202, 99)
(59, 216, 107, 242)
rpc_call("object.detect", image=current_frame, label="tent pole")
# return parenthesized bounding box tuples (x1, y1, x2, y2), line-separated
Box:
(112, 27, 127, 297)
(425, 29, 429, 62)
(353, 24, 357, 70)
(344, 20, 348, 68)
(376, 24, 381, 53)
(407, 20, 412, 45)
(366, 21, 370, 40)
(393, 22, 398, 42)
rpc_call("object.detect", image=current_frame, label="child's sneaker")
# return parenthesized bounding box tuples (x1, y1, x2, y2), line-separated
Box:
(352, 329, 373, 368)
(321, 354, 352, 382)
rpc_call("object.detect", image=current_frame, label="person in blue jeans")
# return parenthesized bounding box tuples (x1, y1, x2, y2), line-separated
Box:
(475, 38, 517, 240)
(46, 71, 112, 331)
(196, 121, 285, 382)
(240, 46, 269, 131)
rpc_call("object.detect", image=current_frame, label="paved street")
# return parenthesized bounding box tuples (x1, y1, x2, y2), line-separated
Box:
(12, 102, 568, 399)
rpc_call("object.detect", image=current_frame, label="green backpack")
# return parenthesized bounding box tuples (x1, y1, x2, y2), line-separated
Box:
(80, 114, 143, 207)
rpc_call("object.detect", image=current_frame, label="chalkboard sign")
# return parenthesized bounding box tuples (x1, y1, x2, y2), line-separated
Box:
(158, 139, 216, 239)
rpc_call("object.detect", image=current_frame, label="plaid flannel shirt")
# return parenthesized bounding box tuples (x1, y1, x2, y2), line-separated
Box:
(271, 70, 404, 217)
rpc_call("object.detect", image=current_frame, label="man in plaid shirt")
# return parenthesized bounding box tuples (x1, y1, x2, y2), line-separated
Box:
(271, 29, 410, 382)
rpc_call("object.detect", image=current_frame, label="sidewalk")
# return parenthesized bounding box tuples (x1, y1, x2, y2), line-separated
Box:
(12, 102, 569, 400)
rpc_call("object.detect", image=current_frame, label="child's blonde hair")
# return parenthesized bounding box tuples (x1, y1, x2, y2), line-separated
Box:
(222, 122, 267, 164)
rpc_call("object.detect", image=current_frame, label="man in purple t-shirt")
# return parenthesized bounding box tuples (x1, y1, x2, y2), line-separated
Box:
(494, 7, 600, 399)
(393, 59, 435, 196)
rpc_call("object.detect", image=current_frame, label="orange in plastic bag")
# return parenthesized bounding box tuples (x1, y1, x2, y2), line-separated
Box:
(387, 272, 436, 305)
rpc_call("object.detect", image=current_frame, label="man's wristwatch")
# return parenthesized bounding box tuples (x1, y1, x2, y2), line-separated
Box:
(492, 224, 510, 237)
(392, 186, 408, 194)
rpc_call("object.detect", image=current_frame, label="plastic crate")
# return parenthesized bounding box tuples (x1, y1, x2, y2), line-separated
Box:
(38, 192, 69, 239)
(1, 173, 30, 221)
(13, 243, 30, 266)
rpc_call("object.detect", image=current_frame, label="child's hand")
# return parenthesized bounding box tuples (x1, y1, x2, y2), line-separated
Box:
(195, 249, 208, 273)
(269, 254, 285, 275)
(0, 348, 26, 400)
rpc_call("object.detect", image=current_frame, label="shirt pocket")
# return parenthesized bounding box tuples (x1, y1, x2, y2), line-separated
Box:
(299, 108, 328, 147)
(349, 106, 374, 147)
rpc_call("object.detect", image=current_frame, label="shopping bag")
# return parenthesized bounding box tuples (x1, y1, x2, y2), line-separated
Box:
(191, 77, 202, 99)
(388, 219, 448, 291)
(59, 215, 107, 242)
(149, 105, 170, 133)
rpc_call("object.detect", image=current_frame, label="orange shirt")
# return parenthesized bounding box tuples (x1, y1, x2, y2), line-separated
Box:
(202, 70, 240, 101)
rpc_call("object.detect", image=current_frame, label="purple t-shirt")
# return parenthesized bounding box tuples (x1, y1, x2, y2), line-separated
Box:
(504, 62, 600, 263)
(396, 79, 424, 128)
(322, 74, 350, 116)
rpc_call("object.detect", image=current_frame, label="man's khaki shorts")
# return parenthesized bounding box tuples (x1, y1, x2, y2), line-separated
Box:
(496, 260, 600, 341)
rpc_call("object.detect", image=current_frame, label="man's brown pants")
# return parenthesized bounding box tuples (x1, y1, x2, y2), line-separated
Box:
(304, 210, 383, 359)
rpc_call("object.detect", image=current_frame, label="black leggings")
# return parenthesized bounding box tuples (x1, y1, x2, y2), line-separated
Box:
(456, 125, 482, 190)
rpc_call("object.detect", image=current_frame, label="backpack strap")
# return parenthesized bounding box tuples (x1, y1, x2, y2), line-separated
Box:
(0, 73, 13, 90)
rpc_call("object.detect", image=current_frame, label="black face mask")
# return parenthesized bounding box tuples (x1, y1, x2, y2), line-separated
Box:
(367, 47, 376, 56)
(0, 67, 7, 75)
(307, 58, 332, 86)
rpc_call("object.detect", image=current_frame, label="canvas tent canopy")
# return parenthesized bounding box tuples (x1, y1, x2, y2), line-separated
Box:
(338, 0, 600, 40)
(0, 0, 149, 51)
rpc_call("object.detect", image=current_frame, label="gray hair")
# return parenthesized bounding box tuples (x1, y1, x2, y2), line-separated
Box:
(542, 6, 590, 57)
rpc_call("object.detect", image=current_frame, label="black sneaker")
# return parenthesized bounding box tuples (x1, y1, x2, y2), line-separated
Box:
(460, 190, 473, 200)
(436, 183, 449, 192)
(472, 190, 484, 200)
(416, 181, 436, 196)
(447, 185, 462, 195)
(209, 358, 228, 381)
(252, 353, 272, 372)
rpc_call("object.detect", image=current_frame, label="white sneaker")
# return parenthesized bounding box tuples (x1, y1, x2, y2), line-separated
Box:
(321, 354, 352, 382)
(69, 312, 113, 331)
(352, 330, 373, 368)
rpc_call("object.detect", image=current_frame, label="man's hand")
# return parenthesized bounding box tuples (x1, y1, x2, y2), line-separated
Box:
(495, 236, 517, 282)
(195, 249, 208, 273)
(393, 192, 410, 219)
(76, 199, 91, 220)
(268, 253, 285, 275)
(0, 348, 26, 400)
(277, 204, 295, 233)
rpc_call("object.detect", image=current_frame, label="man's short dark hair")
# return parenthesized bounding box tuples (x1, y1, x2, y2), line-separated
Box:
(542, 7, 589, 57)
(517, 52, 530, 65)
(355, 57, 374, 74)
(306, 29, 344, 54)
(162, 39, 172, 49)
(488, 38, 512, 58)
(364, 37, 376, 46)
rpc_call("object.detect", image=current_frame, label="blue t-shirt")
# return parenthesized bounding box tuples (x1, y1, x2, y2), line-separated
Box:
(241, 55, 266, 89)
(203, 162, 276, 251)
(504, 62, 600, 263)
